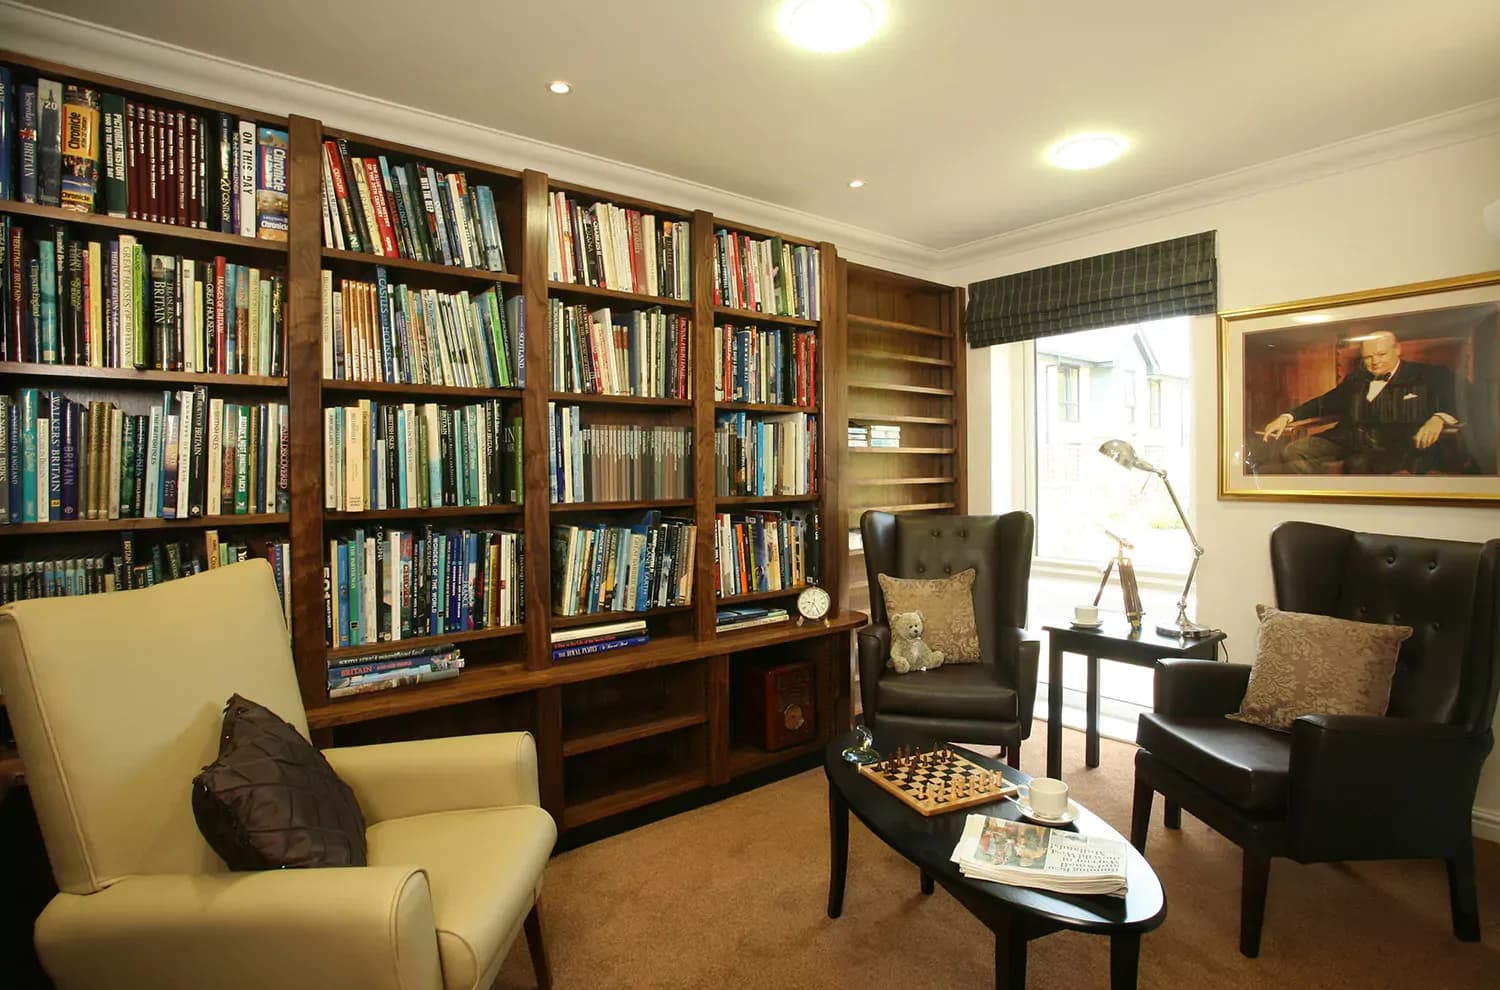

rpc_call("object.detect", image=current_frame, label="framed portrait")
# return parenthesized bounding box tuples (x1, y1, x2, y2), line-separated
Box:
(1220, 270, 1500, 504)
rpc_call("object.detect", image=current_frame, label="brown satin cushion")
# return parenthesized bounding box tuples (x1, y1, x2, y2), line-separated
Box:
(877, 568, 981, 662)
(1229, 605, 1411, 732)
(192, 694, 367, 870)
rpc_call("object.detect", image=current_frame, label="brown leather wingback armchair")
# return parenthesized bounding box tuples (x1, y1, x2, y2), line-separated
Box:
(857, 510, 1038, 767)
(1131, 521, 1500, 958)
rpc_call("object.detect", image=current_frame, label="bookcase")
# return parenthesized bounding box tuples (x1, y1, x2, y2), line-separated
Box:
(0, 52, 864, 831)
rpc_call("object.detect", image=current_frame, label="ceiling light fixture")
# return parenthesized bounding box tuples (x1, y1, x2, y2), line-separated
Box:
(848, 179, 865, 188)
(1048, 134, 1126, 171)
(779, 0, 882, 53)
(548, 81, 572, 95)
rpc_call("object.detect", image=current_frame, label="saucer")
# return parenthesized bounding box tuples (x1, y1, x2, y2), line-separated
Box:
(1015, 797, 1081, 826)
(1069, 620, 1103, 630)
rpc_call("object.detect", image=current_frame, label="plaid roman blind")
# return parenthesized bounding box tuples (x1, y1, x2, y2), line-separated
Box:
(964, 231, 1218, 347)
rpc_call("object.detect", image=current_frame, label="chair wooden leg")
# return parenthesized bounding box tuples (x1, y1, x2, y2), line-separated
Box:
(1447, 840, 1481, 941)
(524, 902, 552, 990)
(1240, 850, 1270, 959)
(920, 870, 935, 895)
(1007, 745, 1021, 770)
(1129, 776, 1153, 853)
(1163, 800, 1181, 830)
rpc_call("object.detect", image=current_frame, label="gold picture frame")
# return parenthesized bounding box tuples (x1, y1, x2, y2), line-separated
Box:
(1219, 270, 1500, 505)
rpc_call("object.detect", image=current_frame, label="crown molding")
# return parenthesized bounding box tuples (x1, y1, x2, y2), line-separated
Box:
(0, 1, 940, 279)
(934, 97, 1500, 279)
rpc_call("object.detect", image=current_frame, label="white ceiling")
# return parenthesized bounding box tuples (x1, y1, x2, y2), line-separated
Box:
(30, 0, 1500, 250)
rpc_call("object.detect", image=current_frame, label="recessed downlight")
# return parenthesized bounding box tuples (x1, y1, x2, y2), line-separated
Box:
(1048, 134, 1127, 170)
(848, 179, 866, 188)
(779, 0, 883, 53)
(548, 81, 572, 95)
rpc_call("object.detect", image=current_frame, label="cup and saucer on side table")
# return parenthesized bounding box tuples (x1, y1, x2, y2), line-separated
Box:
(1016, 777, 1081, 825)
(1069, 604, 1103, 631)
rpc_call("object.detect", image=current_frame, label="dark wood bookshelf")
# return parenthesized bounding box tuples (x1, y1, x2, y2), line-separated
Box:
(712, 306, 818, 328)
(321, 247, 520, 285)
(0, 513, 288, 536)
(562, 711, 708, 758)
(850, 446, 957, 455)
(324, 505, 521, 523)
(321, 126, 523, 183)
(715, 401, 816, 414)
(0, 362, 287, 390)
(562, 769, 707, 830)
(546, 280, 693, 311)
(848, 313, 952, 338)
(549, 499, 695, 513)
(325, 623, 526, 663)
(550, 604, 692, 631)
(0, 199, 288, 256)
(320, 379, 523, 401)
(715, 493, 820, 506)
(717, 584, 808, 605)
(849, 382, 956, 397)
(549, 392, 693, 408)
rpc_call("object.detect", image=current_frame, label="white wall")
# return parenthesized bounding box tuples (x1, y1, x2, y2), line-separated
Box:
(947, 130, 1500, 836)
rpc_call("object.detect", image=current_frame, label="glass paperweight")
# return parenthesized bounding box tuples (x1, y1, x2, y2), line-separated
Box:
(842, 724, 881, 765)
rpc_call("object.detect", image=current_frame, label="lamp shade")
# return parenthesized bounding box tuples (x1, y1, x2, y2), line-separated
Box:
(1098, 438, 1161, 475)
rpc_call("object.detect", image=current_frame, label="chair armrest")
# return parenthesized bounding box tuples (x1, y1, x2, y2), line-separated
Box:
(35, 867, 441, 990)
(325, 731, 540, 824)
(1015, 634, 1040, 738)
(1287, 716, 1492, 861)
(856, 623, 890, 724)
(1154, 659, 1251, 717)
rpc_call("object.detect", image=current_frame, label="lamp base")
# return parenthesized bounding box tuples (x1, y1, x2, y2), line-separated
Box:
(1157, 618, 1217, 639)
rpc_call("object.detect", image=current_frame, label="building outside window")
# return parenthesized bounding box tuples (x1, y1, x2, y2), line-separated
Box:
(1148, 378, 1163, 429)
(1057, 364, 1081, 422)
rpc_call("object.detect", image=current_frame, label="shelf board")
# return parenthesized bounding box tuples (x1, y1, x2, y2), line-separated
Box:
(716, 493, 820, 506)
(0, 200, 290, 255)
(858, 477, 957, 487)
(325, 504, 521, 522)
(325, 624, 525, 663)
(321, 379, 522, 401)
(321, 126, 523, 182)
(0, 513, 287, 536)
(550, 499, 695, 513)
(849, 447, 957, 455)
(857, 350, 954, 368)
(718, 584, 808, 606)
(0, 363, 288, 390)
(550, 604, 692, 631)
(852, 502, 956, 515)
(849, 414, 955, 425)
(550, 392, 692, 408)
(848, 382, 955, 397)
(712, 306, 818, 328)
(715, 401, 816, 414)
(848, 314, 949, 338)
(547, 281, 693, 311)
(308, 659, 531, 729)
(729, 736, 826, 778)
(562, 769, 707, 829)
(321, 247, 518, 284)
(562, 711, 708, 758)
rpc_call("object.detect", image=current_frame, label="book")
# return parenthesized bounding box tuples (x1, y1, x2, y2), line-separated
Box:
(17, 83, 38, 204)
(550, 301, 690, 399)
(254, 126, 289, 241)
(548, 405, 692, 503)
(715, 509, 817, 598)
(949, 814, 1128, 898)
(59, 85, 101, 213)
(715, 607, 790, 633)
(714, 411, 817, 496)
(549, 617, 647, 645)
(547, 190, 690, 299)
(713, 229, 821, 320)
(36, 78, 63, 207)
(0, 67, 12, 200)
(549, 514, 694, 617)
(714, 323, 817, 406)
(552, 633, 649, 660)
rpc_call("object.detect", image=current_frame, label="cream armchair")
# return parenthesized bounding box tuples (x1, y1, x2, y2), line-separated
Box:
(0, 559, 556, 990)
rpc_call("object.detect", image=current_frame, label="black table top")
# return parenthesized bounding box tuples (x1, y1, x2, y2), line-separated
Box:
(824, 726, 1166, 936)
(1041, 617, 1226, 656)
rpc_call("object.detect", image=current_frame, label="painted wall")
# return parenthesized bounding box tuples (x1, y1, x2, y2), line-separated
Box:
(948, 130, 1500, 835)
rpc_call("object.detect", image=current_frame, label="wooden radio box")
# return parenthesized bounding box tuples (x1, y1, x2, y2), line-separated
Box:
(733, 659, 816, 752)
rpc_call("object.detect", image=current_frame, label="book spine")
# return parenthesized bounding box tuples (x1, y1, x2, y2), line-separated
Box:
(0, 68, 11, 200)
(236, 119, 256, 238)
(18, 85, 38, 204)
(59, 88, 101, 214)
(37, 79, 63, 207)
(552, 633, 650, 661)
(255, 127, 290, 241)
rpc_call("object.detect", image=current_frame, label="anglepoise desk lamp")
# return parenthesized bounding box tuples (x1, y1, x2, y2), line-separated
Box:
(1097, 439, 1215, 639)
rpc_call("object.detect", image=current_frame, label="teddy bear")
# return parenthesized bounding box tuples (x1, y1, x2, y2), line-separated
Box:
(888, 611, 945, 674)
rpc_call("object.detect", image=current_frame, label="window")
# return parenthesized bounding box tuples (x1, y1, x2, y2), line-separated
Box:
(1057, 365, 1081, 422)
(1122, 370, 1137, 424)
(1148, 379, 1163, 429)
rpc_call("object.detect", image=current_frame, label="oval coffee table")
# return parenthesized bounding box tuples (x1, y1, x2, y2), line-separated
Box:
(825, 727, 1165, 989)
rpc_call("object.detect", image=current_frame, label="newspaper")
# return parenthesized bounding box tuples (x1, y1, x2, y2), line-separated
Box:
(949, 814, 1128, 897)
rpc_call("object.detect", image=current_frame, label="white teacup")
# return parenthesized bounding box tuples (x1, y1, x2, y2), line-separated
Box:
(1029, 777, 1070, 818)
(1073, 605, 1099, 625)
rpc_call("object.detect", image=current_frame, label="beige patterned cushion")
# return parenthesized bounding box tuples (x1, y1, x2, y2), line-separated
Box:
(877, 569, 981, 663)
(1229, 605, 1411, 732)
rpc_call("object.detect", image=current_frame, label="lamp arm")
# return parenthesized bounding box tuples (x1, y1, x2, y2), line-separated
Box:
(1156, 470, 1204, 625)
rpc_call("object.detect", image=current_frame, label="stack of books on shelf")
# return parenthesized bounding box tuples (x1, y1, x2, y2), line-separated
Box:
(326, 643, 465, 699)
(0, 388, 287, 523)
(320, 270, 522, 387)
(550, 512, 694, 617)
(847, 423, 899, 448)
(322, 399, 521, 512)
(324, 526, 523, 649)
(0, 68, 289, 238)
(548, 301, 689, 398)
(0, 531, 290, 617)
(319, 139, 507, 270)
(715, 606, 789, 634)
(714, 508, 818, 597)
(713, 411, 817, 497)
(712, 230, 820, 319)
(548, 405, 691, 503)
(546, 190, 690, 299)
(713, 323, 817, 406)
(2, 220, 287, 372)
(549, 618, 649, 661)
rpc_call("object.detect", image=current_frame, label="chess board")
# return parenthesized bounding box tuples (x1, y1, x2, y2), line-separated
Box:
(857, 745, 1020, 816)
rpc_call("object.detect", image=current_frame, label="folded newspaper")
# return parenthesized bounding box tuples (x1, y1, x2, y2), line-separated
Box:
(949, 814, 1128, 897)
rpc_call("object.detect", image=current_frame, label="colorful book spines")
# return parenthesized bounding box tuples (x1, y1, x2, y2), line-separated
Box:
(546, 190, 690, 300)
(712, 229, 821, 320)
(549, 514, 695, 617)
(549, 300, 690, 398)
(713, 323, 817, 406)
(547, 404, 692, 504)
(713, 411, 818, 497)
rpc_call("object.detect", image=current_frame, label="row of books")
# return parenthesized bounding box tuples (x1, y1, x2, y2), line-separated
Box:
(550, 513, 695, 617)
(712, 230, 821, 320)
(848, 423, 900, 448)
(715, 606, 790, 634)
(319, 139, 507, 271)
(322, 399, 522, 512)
(321, 270, 523, 388)
(0, 532, 290, 620)
(1, 219, 286, 373)
(714, 509, 818, 598)
(0, 388, 287, 524)
(713, 412, 818, 497)
(546, 190, 690, 299)
(327, 644, 465, 699)
(548, 404, 692, 504)
(0, 69, 288, 237)
(713, 323, 818, 407)
(549, 618, 648, 661)
(325, 526, 523, 649)
(548, 301, 690, 398)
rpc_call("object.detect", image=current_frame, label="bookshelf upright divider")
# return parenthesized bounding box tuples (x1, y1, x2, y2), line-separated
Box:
(690, 211, 717, 640)
(520, 170, 554, 672)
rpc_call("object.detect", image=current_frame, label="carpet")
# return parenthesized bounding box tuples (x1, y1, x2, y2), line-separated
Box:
(496, 726, 1500, 988)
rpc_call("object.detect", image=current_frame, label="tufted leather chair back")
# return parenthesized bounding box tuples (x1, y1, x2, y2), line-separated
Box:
(862, 511, 1033, 672)
(1270, 521, 1500, 732)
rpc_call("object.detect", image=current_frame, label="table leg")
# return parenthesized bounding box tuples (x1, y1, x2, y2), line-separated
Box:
(920, 870, 934, 896)
(1046, 639, 1064, 779)
(1110, 933, 1141, 990)
(994, 915, 1029, 989)
(1085, 655, 1101, 769)
(827, 779, 849, 919)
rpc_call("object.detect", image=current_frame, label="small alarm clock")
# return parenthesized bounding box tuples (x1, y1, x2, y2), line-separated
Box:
(796, 585, 832, 626)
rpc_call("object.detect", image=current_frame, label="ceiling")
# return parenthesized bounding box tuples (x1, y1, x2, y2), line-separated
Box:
(32, 0, 1500, 250)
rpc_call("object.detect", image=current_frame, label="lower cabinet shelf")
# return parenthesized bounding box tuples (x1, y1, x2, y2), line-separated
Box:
(562, 711, 708, 758)
(562, 769, 708, 830)
(727, 736, 827, 778)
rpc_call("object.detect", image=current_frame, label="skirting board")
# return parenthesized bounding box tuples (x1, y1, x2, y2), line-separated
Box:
(1473, 807, 1500, 845)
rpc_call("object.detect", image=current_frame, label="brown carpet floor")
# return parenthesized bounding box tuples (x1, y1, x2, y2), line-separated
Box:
(496, 726, 1500, 989)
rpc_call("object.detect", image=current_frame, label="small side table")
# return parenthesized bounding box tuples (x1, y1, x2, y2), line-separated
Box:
(1043, 620, 1226, 780)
